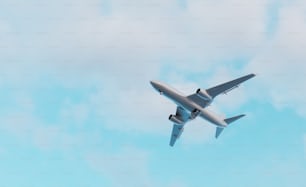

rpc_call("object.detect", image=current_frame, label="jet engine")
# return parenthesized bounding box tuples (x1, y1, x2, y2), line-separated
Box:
(196, 89, 212, 101)
(169, 114, 184, 124)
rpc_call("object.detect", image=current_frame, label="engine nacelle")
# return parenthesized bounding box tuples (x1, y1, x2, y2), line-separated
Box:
(169, 114, 184, 124)
(196, 89, 212, 101)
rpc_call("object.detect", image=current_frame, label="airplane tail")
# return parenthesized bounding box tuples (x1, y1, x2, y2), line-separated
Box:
(215, 114, 246, 138)
(224, 114, 245, 124)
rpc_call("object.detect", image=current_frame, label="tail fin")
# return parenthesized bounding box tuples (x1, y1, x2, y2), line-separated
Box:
(224, 114, 245, 125)
(215, 114, 246, 138)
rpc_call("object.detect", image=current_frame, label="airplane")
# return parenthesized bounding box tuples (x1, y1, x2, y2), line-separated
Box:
(150, 74, 256, 146)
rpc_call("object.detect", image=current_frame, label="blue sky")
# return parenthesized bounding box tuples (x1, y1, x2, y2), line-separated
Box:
(0, 0, 306, 186)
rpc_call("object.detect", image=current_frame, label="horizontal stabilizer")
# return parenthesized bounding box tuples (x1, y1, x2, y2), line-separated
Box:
(224, 114, 245, 124)
(215, 127, 224, 138)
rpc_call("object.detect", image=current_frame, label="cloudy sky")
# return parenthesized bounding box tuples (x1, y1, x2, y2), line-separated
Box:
(0, 0, 306, 186)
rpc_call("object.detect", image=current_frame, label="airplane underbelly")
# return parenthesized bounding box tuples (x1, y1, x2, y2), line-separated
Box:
(168, 93, 202, 116)
(200, 109, 227, 127)
(177, 98, 196, 112)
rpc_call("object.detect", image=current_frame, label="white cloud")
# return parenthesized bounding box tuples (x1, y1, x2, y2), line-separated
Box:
(86, 146, 155, 187)
(0, 92, 93, 151)
(0, 112, 58, 150)
(246, 1, 306, 117)
(3, 0, 306, 185)
(0, 0, 269, 78)
(88, 83, 177, 135)
(3, 0, 303, 149)
(60, 100, 90, 127)
(0, 0, 269, 90)
(181, 120, 215, 145)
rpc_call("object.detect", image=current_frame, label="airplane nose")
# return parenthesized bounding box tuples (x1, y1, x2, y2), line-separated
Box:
(150, 80, 157, 88)
(150, 80, 162, 94)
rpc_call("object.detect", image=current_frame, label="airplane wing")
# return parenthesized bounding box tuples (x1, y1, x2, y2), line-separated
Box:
(206, 74, 256, 98)
(170, 124, 184, 146)
(186, 94, 210, 108)
(169, 107, 189, 146)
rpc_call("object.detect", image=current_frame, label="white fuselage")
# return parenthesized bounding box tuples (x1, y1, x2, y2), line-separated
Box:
(150, 81, 227, 127)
